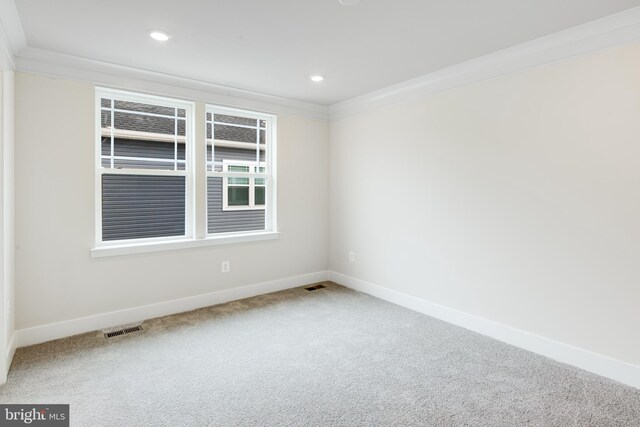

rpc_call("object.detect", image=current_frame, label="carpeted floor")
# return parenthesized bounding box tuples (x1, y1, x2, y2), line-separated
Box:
(1, 282, 639, 426)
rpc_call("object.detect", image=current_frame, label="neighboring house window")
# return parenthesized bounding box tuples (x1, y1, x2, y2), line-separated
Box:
(95, 88, 276, 250)
(222, 161, 266, 210)
(96, 89, 193, 244)
(206, 107, 275, 234)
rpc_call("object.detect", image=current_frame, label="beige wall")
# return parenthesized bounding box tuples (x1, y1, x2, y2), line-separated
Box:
(15, 72, 329, 329)
(13, 42, 640, 372)
(330, 43, 640, 366)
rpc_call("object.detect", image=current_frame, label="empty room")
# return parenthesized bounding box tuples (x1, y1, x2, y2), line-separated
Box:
(1, 0, 640, 425)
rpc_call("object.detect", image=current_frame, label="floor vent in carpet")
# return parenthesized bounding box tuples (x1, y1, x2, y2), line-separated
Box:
(305, 284, 326, 291)
(104, 325, 143, 339)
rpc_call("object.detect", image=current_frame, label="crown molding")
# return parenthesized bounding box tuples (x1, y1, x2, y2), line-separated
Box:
(0, 0, 26, 70)
(15, 47, 329, 120)
(5, 2, 640, 120)
(330, 6, 640, 119)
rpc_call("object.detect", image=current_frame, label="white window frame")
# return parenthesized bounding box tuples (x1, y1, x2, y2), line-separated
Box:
(206, 105, 277, 235)
(222, 160, 266, 211)
(91, 89, 279, 257)
(94, 87, 195, 248)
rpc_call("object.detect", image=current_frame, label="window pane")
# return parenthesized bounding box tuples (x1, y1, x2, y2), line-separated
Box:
(101, 96, 187, 171)
(206, 109, 271, 235)
(102, 174, 185, 241)
(101, 137, 111, 157)
(104, 139, 185, 170)
(101, 110, 111, 128)
(228, 187, 249, 206)
(206, 122, 213, 171)
(113, 139, 181, 160)
(214, 123, 257, 143)
(228, 177, 249, 185)
(214, 146, 258, 166)
(255, 186, 265, 205)
(207, 177, 265, 234)
(228, 165, 250, 172)
(114, 111, 183, 136)
(114, 100, 176, 117)
(214, 114, 256, 126)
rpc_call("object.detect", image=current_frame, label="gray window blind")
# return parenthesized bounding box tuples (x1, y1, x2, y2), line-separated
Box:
(102, 174, 186, 241)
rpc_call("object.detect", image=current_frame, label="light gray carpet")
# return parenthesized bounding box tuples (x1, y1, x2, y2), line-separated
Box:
(1, 282, 639, 426)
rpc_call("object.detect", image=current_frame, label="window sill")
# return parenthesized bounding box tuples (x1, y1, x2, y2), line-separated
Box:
(91, 231, 280, 258)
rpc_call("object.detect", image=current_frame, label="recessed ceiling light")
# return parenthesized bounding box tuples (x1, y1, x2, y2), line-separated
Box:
(310, 75, 324, 82)
(149, 30, 170, 42)
(339, 0, 360, 5)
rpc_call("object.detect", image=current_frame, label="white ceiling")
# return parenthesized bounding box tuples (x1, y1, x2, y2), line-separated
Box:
(13, 0, 640, 105)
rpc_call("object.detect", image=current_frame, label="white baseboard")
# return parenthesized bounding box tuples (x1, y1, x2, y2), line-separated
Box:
(6, 333, 15, 374)
(329, 271, 640, 390)
(14, 271, 329, 349)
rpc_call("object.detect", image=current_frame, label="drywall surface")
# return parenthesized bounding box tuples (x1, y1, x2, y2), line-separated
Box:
(329, 43, 640, 366)
(15, 72, 329, 330)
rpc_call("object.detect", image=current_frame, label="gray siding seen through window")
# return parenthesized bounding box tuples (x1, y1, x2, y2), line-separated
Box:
(102, 140, 265, 236)
(102, 174, 186, 241)
(208, 146, 265, 233)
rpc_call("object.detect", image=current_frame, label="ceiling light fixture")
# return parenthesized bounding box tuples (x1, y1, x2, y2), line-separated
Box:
(310, 75, 324, 82)
(149, 30, 171, 42)
(339, 0, 360, 5)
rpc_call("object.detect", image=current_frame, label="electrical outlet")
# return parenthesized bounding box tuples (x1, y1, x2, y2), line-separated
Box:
(221, 261, 230, 273)
(349, 251, 355, 262)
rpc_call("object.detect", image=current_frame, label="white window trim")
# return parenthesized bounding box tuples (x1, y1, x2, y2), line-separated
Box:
(221, 160, 266, 211)
(91, 231, 280, 257)
(92, 89, 278, 257)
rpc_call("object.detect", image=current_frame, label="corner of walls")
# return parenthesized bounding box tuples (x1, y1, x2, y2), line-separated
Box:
(0, 3, 17, 385)
(329, 271, 640, 390)
(2, 69, 15, 384)
(326, 25, 640, 392)
(4, 331, 15, 381)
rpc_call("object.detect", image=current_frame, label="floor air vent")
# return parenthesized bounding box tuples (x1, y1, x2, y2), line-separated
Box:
(305, 284, 326, 291)
(104, 325, 143, 339)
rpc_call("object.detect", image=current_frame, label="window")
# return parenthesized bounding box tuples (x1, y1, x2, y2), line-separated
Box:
(96, 89, 193, 244)
(206, 107, 275, 235)
(95, 88, 277, 253)
(222, 161, 266, 210)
